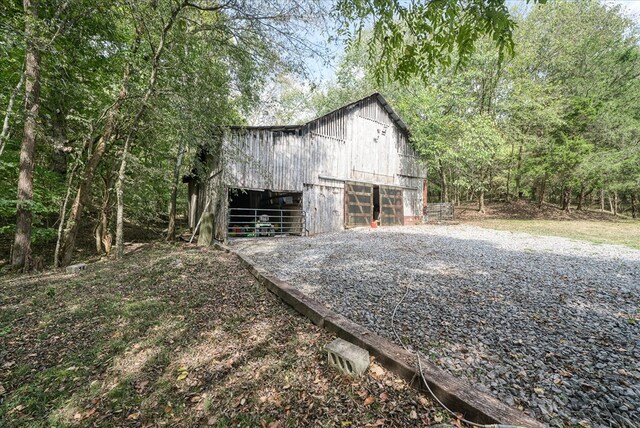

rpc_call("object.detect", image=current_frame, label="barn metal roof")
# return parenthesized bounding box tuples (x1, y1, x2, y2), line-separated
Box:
(229, 92, 409, 135)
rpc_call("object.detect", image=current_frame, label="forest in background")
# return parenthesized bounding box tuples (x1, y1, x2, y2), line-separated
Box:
(1, 0, 638, 271)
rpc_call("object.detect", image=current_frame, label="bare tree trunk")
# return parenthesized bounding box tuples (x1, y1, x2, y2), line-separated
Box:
(608, 192, 615, 214)
(115, 139, 131, 260)
(95, 174, 112, 254)
(562, 186, 572, 212)
(167, 140, 186, 241)
(600, 188, 605, 211)
(438, 160, 448, 203)
(514, 144, 523, 198)
(538, 178, 546, 209)
(478, 189, 485, 213)
(631, 193, 638, 219)
(12, 0, 41, 271)
(506, 142, 514, 202)
(115, 5, 183, 259)
(0, 67, 25, 157)
(613, 191, 618, 216)
(577, 184, 585, 210)
(53, 162, 79, 268)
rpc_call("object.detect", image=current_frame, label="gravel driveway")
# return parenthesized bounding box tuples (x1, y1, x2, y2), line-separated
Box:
(231, 225, 640, 427)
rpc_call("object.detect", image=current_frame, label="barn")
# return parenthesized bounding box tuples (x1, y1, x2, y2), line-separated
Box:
(185, 92, 428, 241)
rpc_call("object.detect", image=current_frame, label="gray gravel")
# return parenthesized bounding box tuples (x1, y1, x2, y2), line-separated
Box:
(231, 225, 640, 428)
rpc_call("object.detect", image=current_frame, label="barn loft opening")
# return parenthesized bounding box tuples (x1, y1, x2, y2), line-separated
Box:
(227, 189, 304, 237)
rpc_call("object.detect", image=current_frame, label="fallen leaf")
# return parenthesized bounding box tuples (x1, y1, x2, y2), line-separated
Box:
(363, 395, 375, 406)
(177, 372, 188, 381)
(534, 387, 544, 395)
(418, 396, 431, 408)
(267, 421, 281, 428)
(127, 412, 140, 420)
(73, 412, 82, 421)
(85, 407, 97, 418)
(409, 409, 418, 419)
(379, 392, 389, 402)
(369, 364, 384, 378)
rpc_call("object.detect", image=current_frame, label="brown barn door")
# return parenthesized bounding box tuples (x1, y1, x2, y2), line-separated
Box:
(380, 186, 404, 226)
(344, 181, 373, 227)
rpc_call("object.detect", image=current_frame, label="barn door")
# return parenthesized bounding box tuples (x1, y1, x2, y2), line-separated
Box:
(380, 186, 404, 226)
(344, 181, 373, 227)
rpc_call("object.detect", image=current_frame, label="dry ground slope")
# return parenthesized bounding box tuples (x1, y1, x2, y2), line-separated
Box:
(0, 243, 449, 427)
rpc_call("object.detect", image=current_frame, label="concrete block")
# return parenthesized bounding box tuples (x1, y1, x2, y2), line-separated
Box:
(66, 263, 86, 274)
(326, 338, 369, 376)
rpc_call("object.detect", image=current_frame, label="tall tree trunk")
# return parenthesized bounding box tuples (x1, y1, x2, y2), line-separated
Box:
(115, 139, 131, 260)
(0, 67, 25, 157)
(478, 189, 485, 213)
(514, 144, 523, 198)
(54, 162, 79, 268)
(438, 160, 448, 203)
(562, 186, 572, 212)
(608, 192, 615, 214)
(12, 0, 41, 271)
(631, 193, 638, 219)
(95, 174, 112, 254)
(613, 191, 618, 216)
(577, 184, 585, 211)
(506, 142, 515, 202)
(115, 5, 183, 259)
(167, 140, 186, 241)
(538, 178, 546, 209)
(600, 188, 605, 211)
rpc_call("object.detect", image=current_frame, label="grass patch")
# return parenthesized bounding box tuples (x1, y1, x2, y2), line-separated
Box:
(465, 219, 640, 249)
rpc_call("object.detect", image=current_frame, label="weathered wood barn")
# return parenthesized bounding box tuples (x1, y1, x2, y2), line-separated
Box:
(186, 92, 427, 241)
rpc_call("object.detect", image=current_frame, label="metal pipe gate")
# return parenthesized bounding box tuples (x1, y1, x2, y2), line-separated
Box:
(227, 207, 306, 238)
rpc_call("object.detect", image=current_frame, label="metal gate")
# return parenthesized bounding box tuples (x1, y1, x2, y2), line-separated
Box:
(227, 208, 306, 237)
(344, 181, 373, 227)
(424, 202, 454, 221)
(380, 186, 404, 225)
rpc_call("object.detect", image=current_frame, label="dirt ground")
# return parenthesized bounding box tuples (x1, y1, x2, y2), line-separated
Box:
(0, 243, 451, 427)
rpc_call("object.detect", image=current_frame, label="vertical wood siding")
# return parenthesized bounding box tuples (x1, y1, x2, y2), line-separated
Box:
(201, 94, 427, 235)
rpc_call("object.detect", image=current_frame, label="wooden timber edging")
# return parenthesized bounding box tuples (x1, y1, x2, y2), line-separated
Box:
(213, 243, 546, 428)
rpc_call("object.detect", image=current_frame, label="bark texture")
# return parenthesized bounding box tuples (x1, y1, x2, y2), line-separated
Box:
(12, 0, 41, 270)
(167, 140, 186, 241)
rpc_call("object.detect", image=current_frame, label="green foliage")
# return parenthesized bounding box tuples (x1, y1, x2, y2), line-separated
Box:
(334, 0, 545, 83)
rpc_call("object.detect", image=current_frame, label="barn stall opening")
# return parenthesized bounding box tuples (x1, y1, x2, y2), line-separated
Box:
(186, 92, 428, 242)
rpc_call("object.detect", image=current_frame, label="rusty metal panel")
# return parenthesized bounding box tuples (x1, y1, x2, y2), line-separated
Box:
(344, 181, 373, 227)
(380, 186, 404, 226)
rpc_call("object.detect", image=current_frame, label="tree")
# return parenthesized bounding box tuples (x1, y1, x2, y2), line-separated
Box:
(11, 0, 42, 270)
(334, 0, 546, 83)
